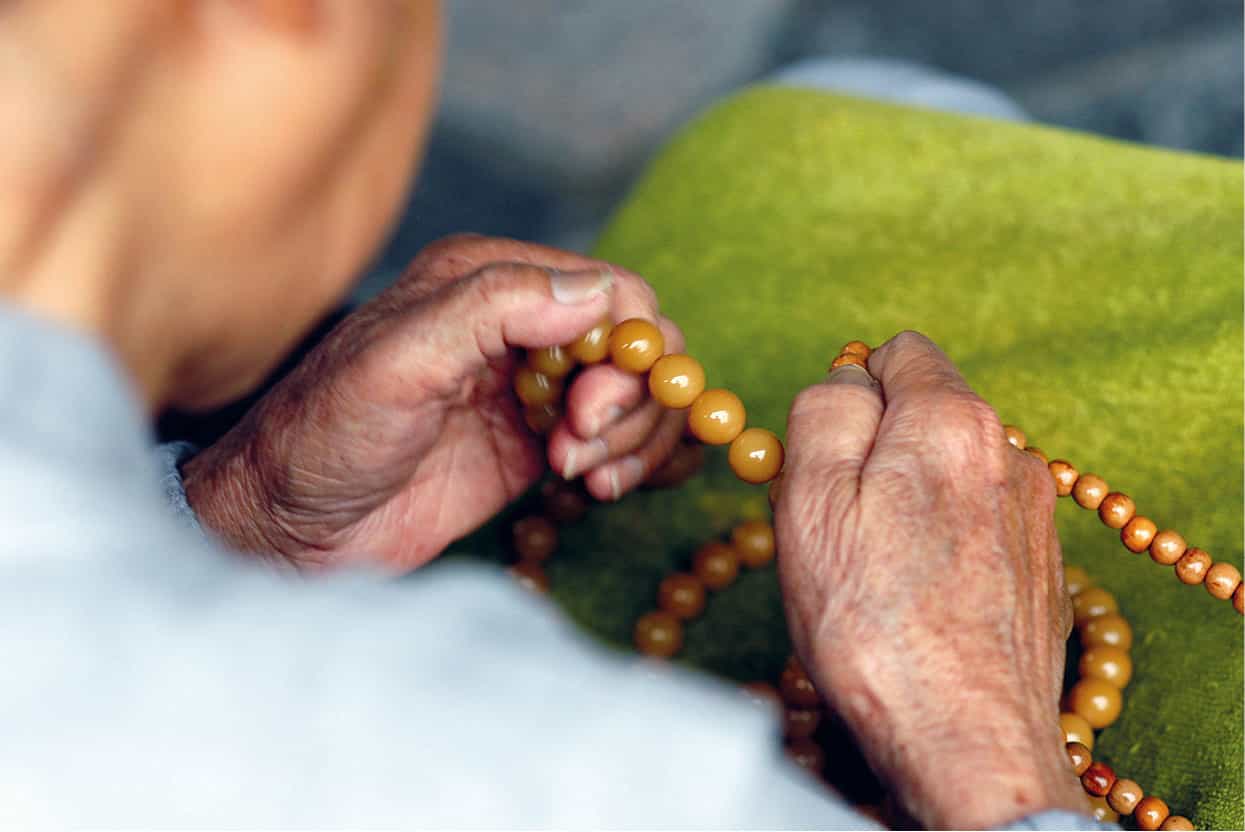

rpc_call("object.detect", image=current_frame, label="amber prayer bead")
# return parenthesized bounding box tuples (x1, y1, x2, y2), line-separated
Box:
(688, 388, 746, 445)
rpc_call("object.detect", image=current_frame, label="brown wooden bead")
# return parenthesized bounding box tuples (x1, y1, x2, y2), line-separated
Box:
(1072, 586, 1119, 625)
(732, 519, 776, 568)
(1081, 761, 1116, 797)
(512, 515, 558, 562)
(540, 480, 589, 524)
(514, 366, 563, 408)
(648, 354, 706, 408)
(1048, 459, 1079, 496)
(1121, 515, 1158, 553)
(783, 707, 822, 740)
(1064, 565, 1093, 597)
(1060, 712, 1095, 750)
(741, 681, 782, 714)
(1205, 561, 1242, 600)
(1081, 613, 1133, 650)
(1065, 741, 1093, 775)
(1135, 796, 1171, 830)
(1159, 815, 1194, 830)
(657, 572, 706, 620)
(644, 441, 705, 489)
(1024, 446, 1048, 465)
(607, 318, 665, 373)
(524, 403, 561, 435)
(1072, 474, 1110, 510)
(1088, 795, 1119, 823)
(633, 610, 683, 658)
(1067, 678, 1123, 729)
(529, 345, 576, 378)
(688, 388, 746, 445)
(1003, 424, 1027, 450)
(508, 560, 549, 593)
(566, 317, 612, 364)
(728, 428, 785, 484)
(1080, 645, 1133, 688)
(1235, 582, 1244, 615)
(1098, 492, 1136, 529)
(1174, 547, 1212, 585)
(1107, 778, 1144, 815)
(841, 340, 871, 358)
(1149, 529, 1188, 565)
(830, 352, 867, 370)
(780, 657, 821, 708)
(692, 541, 740, 590)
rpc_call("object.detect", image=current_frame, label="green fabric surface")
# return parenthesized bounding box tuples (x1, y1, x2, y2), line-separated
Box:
(455, 88, 1245, 828)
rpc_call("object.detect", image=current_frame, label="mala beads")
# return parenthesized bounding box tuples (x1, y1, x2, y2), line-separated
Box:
(1056, 571, 1193, 827)
(503, 328, 1227, 828)
(520, 316, 785, 486)
(1002, 428, 1243, 616)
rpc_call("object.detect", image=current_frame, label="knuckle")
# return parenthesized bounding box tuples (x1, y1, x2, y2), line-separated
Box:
(918, 394, 1008, 476)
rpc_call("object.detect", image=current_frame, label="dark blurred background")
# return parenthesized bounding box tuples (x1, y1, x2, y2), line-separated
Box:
(361, 0, 1243, 299)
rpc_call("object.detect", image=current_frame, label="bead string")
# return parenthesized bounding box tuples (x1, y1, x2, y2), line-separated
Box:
(502, 323, 1231, 828)
(1004, 429, 1244, 616)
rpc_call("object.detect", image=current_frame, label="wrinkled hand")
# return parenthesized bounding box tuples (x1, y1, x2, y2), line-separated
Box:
(184, 235, 687, 572)
(776, 332, 1086, 829)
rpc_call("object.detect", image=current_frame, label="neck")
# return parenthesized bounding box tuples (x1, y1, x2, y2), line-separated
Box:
(0, 183, 186, 412)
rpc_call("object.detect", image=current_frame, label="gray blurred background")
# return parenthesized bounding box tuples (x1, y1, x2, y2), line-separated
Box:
(158, 0, 1244, 443)
(368, 0, 1243, 292)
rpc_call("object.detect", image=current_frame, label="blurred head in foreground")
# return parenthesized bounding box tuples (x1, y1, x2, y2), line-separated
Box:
(0, 0, 442, 409)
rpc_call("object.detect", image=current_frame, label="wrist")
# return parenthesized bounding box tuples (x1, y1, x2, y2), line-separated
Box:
(818, 663, 1087, 829)
(182, 435, 297, 564)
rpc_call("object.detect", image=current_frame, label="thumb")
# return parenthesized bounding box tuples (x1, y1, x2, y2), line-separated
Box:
(419, 261, 614, 365)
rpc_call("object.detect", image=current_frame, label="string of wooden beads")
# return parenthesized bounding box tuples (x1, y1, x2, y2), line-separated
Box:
(1002, 426, 1242, 617)
(516, 316, 785, 486)
(502, 331, 1224, 828)
(1057, 568, 1194, 828)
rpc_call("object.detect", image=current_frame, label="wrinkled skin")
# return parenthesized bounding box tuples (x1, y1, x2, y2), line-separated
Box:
(184, 235, 687, 571)
(777, 331, 1085, 828)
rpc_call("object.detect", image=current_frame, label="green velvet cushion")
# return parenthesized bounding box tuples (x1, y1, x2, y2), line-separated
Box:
(459, 87, 1244, 828)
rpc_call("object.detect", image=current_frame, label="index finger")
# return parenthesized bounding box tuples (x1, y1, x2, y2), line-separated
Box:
(866, 330, 977, 405)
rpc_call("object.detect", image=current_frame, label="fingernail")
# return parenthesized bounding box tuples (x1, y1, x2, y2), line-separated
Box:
(590, 404, 625, 437)
(563, 438, 608, 480)
(550, 267, 615, 305)
(825, 364, 877, 388)
(610, 456, 646, 500)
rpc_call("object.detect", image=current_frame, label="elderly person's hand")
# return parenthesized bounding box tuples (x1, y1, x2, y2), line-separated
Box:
(776, 331, 1087, 829)
(183, 235, 687, 572)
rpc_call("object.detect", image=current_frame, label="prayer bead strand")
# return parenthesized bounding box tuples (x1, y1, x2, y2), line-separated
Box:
(500, 327, 1222, 827)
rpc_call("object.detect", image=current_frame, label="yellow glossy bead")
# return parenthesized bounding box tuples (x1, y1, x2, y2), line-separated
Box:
(566, 318, 612, 364)
(529, 345, 576, 378)
(514, 366, 563, 408)
(1079, 646, 1133, 688)
(607, 318, 665, 373)
(1063, 565, 1093, 597)
(1059, 712, 1095, 750)
(1080, 613, 1133, 650)
(1067, 678, 1123, 729)
(647, 354, 706, 408)
(688, 388, 746, 445)
(1072, 586, 1118, 625)
(728, 428, 785, 484)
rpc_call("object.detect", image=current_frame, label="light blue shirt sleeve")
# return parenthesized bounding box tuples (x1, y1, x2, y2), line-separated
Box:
(147, 442, 1114, 830)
